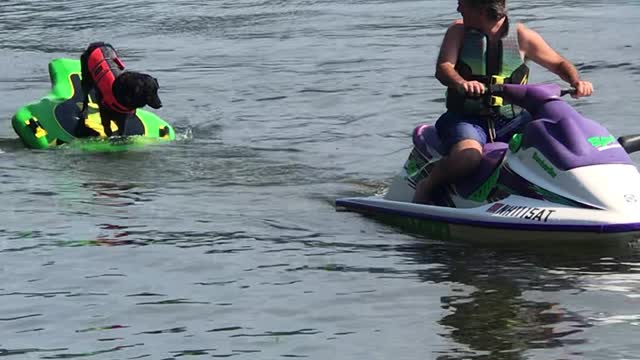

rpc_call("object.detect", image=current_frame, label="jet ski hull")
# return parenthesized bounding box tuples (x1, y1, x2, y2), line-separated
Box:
(336, 196, 640, 245)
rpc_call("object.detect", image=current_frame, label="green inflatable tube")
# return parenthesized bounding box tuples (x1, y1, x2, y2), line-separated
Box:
(11, 58, 175, 150)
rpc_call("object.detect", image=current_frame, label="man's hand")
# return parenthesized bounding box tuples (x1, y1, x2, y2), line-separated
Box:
(571, 80, 594, 98)
(456, 80, 486, 97)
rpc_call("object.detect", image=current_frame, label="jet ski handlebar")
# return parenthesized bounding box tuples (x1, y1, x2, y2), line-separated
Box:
(482, 83, 577, 112)
(487, 84, 576, 97)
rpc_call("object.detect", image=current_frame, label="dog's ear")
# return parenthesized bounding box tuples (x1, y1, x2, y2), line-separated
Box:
(145, 77, 162, 109)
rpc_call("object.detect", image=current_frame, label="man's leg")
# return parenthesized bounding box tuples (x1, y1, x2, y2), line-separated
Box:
(413, 139, 483, 204)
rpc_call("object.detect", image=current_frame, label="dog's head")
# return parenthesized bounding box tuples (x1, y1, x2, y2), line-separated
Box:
(113, 72, 162, 110)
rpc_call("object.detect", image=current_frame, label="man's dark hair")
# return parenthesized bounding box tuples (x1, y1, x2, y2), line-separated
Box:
(466, 0, 507, 21)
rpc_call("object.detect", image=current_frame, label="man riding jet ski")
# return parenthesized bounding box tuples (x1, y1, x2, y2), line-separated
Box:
(335, 1, 640, 243)
(414, 0, 593, 204)
(335, 81, 640, 243)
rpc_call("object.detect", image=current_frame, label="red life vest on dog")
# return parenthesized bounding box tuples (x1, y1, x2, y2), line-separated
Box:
(86, 45, 135, 114)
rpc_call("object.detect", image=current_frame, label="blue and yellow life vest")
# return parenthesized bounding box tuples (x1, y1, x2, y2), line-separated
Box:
(446, 18, 529, 119)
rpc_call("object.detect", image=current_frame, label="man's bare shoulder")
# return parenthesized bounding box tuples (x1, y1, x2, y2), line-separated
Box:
(450, 19, 465, 29)
(516, 23, 544, 49)
(516, 23, 541, 40)
(445, 20, 465, 36)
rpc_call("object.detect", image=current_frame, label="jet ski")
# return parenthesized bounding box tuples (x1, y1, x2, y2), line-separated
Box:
(336, 82, 640, 244)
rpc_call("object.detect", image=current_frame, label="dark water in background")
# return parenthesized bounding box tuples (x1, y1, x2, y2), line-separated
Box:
(1, 1, 640, 359)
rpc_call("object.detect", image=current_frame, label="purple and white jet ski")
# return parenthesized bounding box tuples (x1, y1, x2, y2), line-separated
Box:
(336, 83, 640, 244)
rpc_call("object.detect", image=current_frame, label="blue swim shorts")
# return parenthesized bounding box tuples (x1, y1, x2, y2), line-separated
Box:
(435, 112, 488, 153)
(434, 111, 532, 154)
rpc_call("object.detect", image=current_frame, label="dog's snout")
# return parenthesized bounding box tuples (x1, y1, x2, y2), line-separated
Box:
(148, 97, 162, 109)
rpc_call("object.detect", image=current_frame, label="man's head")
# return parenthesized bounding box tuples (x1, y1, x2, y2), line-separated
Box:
(458, 0, 507, 21)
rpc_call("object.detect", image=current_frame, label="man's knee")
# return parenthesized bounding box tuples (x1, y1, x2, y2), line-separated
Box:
(447, 139, 483, 171)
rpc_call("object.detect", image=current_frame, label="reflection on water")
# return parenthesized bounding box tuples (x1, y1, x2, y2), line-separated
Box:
(2, 223, 640, 358)
(397, 243, 640, 359)
(80, 181, 153, 208)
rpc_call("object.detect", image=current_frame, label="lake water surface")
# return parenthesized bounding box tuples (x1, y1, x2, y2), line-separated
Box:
(1, 1, 640, 359)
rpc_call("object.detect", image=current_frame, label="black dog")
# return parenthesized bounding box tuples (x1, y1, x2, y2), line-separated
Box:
(79, 42, 162, 137)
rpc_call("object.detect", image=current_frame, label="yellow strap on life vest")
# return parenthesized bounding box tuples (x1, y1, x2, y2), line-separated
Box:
(490, 75, 505, 107)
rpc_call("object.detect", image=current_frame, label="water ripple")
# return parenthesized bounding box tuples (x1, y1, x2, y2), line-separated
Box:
(0, 313, 42, 321)
(230, 328, 322, 337)
(0, 347, 68, 357)
(39, 344, 143, 359)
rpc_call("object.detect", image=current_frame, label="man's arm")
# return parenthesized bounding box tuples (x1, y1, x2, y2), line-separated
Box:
(435, 22, 465, 88)
(518, 23, 593, 97)
(436, 21, 485, 96)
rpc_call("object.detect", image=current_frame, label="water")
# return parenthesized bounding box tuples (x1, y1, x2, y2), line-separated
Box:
(1, 0, 640, 359)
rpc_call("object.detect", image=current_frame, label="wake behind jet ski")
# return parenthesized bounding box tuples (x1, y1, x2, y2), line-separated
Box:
(336, 83, 640, 245)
